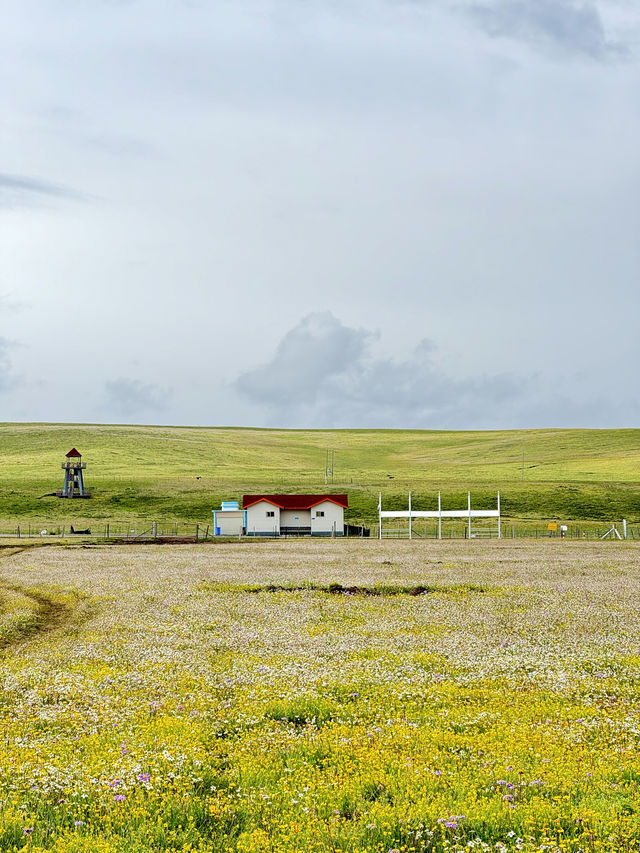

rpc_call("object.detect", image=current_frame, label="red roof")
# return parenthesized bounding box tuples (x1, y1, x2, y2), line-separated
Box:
(243, 494, 348, 510)
(65, 448, 82, 457)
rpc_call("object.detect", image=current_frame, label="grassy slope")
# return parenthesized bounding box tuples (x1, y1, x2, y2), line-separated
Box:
(0, 423, 638, 525)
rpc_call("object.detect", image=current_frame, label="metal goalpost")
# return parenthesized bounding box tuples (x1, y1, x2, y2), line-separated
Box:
(378, 491, 501, 539)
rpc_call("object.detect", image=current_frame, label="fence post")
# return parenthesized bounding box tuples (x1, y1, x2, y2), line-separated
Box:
(196, 524, 199, 541)
(17, 524, 20, 539)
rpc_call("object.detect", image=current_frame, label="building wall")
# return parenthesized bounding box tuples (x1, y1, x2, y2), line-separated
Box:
(244, 499, 346, 536)
(215, 511, 245, 536)
(310, 501, 344, 535)
(280, 509, 311, 529)
(246, 501, 280, 535)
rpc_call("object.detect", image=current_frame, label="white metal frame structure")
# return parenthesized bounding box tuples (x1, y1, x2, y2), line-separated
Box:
(378, 491, 501, 539)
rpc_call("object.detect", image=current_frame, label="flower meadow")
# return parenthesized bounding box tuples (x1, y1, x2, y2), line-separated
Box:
(1, 539, 640, 852)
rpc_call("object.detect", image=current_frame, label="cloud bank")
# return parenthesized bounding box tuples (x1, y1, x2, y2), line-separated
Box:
(234, 312, 639, 429)
(235, 312, 526, 428)
(465, 0, 622, 60)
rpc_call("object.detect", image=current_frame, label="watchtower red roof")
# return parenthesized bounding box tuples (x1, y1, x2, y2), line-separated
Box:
(65, 448, 82, 458)
(243, 494, 348, 510)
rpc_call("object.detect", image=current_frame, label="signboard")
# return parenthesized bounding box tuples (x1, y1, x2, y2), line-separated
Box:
(547, 522, 558, 531)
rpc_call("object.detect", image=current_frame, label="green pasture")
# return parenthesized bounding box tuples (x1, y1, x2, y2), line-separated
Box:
(0, 423, 638, 527)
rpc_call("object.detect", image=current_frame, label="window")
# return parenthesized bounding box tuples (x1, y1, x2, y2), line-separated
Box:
(266, 511, 275, 517)
(316, 511, 325, 517)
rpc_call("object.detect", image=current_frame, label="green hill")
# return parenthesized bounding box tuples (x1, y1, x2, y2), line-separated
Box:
(0, 423, 638, 529)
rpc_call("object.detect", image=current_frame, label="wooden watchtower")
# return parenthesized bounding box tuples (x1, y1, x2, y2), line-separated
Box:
(58, 448, 90, 498)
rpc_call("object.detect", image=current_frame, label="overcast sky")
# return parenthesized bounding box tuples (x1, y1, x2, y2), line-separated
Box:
(2, 0, 639, 429)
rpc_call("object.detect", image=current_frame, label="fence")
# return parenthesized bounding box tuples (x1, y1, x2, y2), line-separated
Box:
(1, 521, 211, 540)
(0, 521, 637, 541)
(379, 522, 640, 540)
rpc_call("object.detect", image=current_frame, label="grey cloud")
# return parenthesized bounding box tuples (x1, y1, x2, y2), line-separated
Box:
(465, 0, 621, 59)
(2, 0, 638, 429)
(0, 173, 83, 208)
(234, 312, 525, 428)
(235, 313, 374, 405)
(234, 312, 635, 429)
(104, 378, 171, 416)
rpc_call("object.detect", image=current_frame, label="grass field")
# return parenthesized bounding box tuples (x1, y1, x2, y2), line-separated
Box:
(0, 423, 639, 528)
(1, 539, 640, 851)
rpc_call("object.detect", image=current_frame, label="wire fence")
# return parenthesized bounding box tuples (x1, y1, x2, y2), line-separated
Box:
(379, 523, 639, 540)
(0, 520, 637, 541)
(0, 521, 210, 540)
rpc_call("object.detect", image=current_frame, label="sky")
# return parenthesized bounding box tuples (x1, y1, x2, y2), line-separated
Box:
(1, 0, 639, 429)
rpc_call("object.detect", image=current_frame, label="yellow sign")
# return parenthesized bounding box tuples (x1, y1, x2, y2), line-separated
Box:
(547, 522, 558, 531)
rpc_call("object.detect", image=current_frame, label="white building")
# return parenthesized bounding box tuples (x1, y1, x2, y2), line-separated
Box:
(243, 494, 348, 536)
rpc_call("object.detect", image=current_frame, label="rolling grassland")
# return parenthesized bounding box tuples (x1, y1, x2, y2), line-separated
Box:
(0, 423, 639, 528)
(1, 539, 640, 851)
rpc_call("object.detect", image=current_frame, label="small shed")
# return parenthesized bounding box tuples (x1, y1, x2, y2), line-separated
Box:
(212, 501, 246, 536)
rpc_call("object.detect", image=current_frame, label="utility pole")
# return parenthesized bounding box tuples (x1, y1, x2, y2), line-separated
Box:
(324, 449, 335, 484)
